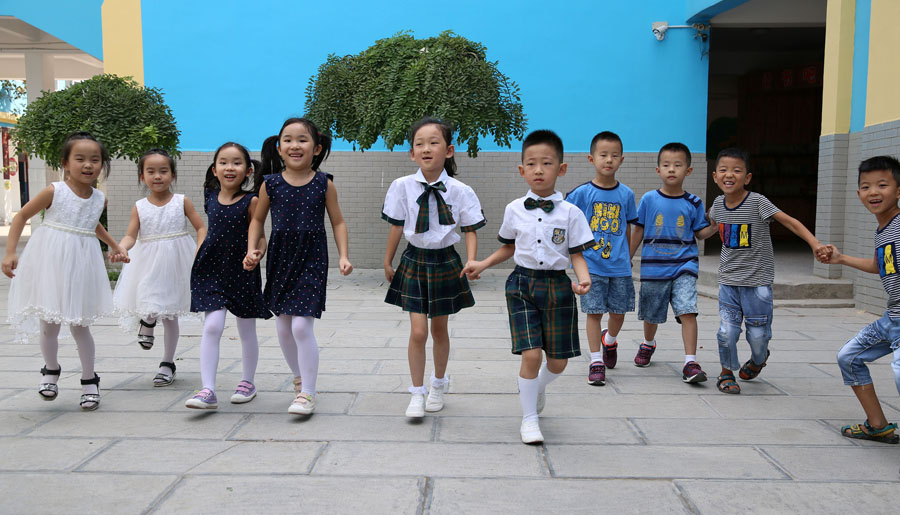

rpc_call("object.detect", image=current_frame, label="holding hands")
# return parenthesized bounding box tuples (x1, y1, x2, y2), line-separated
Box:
(460, 260, 487, 281)
(243, 250, 263, 271)
(816, 244, 837, 264)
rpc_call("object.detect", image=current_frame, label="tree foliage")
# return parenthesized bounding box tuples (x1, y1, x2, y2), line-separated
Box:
(0, 80, 27, 115)
(12, 74, 179, 169)
(305, 31, 526, 157)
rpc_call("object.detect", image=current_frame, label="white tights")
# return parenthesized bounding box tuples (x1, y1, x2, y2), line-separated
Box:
(143, 316, 179, 365)
(275, 315, 319, 395)
(200, 309, 259, 391)
(39, 321, 97, 394)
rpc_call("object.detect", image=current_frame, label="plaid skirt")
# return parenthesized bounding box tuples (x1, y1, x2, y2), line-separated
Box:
(385, 244, 475, 318)
(505, 266, 581, 359)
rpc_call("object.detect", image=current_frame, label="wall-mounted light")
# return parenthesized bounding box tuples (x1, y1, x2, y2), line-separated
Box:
(651, 22, 709, 42)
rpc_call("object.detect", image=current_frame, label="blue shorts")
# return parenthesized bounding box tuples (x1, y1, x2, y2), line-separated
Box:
(836, 312, 900, 395)
(580, 275, 635, 314)
(638, 274, 698, 324)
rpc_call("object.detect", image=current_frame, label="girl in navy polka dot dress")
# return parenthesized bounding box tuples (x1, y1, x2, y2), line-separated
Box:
(245, 118, 352, 416)
(185, 142, 272, 410)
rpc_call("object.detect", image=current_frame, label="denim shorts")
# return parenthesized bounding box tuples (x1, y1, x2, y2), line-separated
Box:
(580, 275, 635, 314)
(638, 273, 697, 324)
(836, 311, 900, 395)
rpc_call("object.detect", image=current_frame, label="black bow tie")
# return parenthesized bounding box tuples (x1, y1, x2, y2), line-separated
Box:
(415, 181, 455, 233)
(525, 197, 554, 213)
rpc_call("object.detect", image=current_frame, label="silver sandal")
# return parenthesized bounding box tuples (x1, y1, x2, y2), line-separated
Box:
(138, 319, 156, 350)
(38, 365, 61, 401)
(80, 374, 100, 411)
(153, 362, 176, 387)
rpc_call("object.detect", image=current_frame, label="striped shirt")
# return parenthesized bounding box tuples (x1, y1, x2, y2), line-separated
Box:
(874, 212, 900, 319)
(635, 190, 709, 281)
(709, 192, 780, 287)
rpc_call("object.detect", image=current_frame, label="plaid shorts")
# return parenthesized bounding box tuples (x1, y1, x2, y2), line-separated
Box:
(385, 244, 475, 318)
(505, 266, 581, 359)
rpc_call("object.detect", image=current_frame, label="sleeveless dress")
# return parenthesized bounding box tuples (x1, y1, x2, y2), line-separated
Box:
(7, 181, 112, 339)
(263, 172, 329, 318)
(113, 194, 197, 330)
(190, 190, 270, 319)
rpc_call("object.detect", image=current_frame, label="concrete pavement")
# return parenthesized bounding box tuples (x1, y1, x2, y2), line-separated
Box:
(1, 269, 899, 514)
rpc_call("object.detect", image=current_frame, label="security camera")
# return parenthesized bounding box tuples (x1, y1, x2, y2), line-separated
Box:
(652, 22, 668, 41)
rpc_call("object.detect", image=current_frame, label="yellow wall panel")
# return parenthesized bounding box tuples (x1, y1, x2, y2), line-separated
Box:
(821, 0, 855, 136)
(866, 0, 900, 126)
(101, 0, 144, 85)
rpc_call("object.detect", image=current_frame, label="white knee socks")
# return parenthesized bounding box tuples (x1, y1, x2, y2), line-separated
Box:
(518, 376, 539, 423)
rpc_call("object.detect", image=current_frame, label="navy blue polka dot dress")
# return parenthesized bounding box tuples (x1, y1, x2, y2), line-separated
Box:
(264, 172, 329, 318)
(191, 190, 271, 319)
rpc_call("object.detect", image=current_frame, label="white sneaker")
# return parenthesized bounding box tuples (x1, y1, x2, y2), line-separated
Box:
(406, 393, 425, 418)
(520, 418, 544, 444)
(288, 393, 315, 415)
(425, 384, 445, 412)
(536, 388, 546, 414)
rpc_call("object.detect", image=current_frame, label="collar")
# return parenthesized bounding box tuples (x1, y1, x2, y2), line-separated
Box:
(414, 169, 450, 186)
(525, 190, 563, 202)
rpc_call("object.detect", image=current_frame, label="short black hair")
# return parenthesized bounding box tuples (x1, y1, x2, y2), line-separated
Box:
(715, 147, 750, 171)
(138, 148, 177, 184)
(590, 131, 623, 154)
(60, 131, 111, 179)
(522, 129, 564, 162)
(657, 142, 691, 167)
(858, 155, 900, 186)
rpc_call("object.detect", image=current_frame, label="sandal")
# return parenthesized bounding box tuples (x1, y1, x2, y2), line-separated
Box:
(739, 350, 770, 381)
(138, 319, 156, 350)
(716, 373, 741, 394)
(841, 420, 900, 444)
(153, 361, 176, 387)
(80, 374, 101, 411)
(38, 365, 62, 401)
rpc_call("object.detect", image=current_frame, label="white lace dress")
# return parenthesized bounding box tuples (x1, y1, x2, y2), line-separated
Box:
(7, 181, 112, 339)
(113, 194, 196, 329)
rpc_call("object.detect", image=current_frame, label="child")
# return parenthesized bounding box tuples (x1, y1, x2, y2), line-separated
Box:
(707, 147, 823, 394)
(186, 142, 270, 409)
(111, 149, 206, 386)
(462, 130, 594, 444)
(382, 117, 485, 418)
(245, 118, 352, 416)
(820, 155, 900, 443)
(565, 131, 637, 385)
(3, 131, 128, 410)
(629, 142, 717, 383)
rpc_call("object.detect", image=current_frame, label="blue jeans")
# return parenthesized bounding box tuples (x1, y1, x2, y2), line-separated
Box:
(837, 312, 900, 396)
(717, 284, 773, 371)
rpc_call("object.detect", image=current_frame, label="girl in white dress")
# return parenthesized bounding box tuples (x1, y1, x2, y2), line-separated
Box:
(3, 132, 128, 411)
(112, 149, 206, 386)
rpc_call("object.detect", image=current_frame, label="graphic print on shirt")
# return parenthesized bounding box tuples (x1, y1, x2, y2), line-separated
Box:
(878, 242, 897, 277)
(648, 212, 689, 256)
(590, 201, 622, 259)
(719, 223, 752, 249)
(552, 228, 567, 244)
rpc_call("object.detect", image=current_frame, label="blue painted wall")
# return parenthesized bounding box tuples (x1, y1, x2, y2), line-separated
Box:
(141, 0, 710, 153)
(850, 0, 870, 133)
(0, 0, 103, 59)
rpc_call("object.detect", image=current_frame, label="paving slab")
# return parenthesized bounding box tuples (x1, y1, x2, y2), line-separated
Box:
(314, 441, 544, 477)
(0, 437, 112, 471)
(79, 439, 238, 474)
(547, 445, 785, 479)
(677, 480, 900, 514)
(157, 476, 421, 514)
(760, 445, 900, 481)
(0, 411, 57, 436)
(437, 416, 640, 445)
(0, 473, 177, 513)
(430, 478, 690, 514)
(633, 418, 852, 446)
(701, 395, 900, 420)
(29, 412, 244, 439)
(230, 413, 435, 442)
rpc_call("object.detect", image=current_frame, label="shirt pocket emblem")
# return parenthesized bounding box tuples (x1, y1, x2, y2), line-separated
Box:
(552, 228, 566, 244)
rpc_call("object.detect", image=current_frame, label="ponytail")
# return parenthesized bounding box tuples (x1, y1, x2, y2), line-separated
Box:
(264, 117, 333, 175)
(205, 141, 259, 201)
(259, 135, 282, 177)
(311, 131, 332, 172)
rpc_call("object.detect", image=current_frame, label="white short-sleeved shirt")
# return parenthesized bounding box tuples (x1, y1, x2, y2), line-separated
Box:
(382, 169, 486, 249)
(498, 191, 596, 270)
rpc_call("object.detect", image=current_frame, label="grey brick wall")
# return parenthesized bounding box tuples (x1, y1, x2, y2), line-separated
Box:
(104, 150, 707, 270)
(814, 134, 849, 279)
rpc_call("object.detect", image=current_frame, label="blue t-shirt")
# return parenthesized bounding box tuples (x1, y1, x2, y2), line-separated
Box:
(635, 190, 709, 281)
(565, 181, 638, 277)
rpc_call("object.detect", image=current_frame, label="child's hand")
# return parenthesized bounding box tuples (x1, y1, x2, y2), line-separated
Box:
(2, 253, 17, 278)
(817, 244, 838, 264)
(384, 262, 395, 282)
(109, 247, 130, 264)
(461, 261, 485, 280)
(572, 278, 591, 295)
(243, 250, 262, 271)
(339, 257, 353, 276)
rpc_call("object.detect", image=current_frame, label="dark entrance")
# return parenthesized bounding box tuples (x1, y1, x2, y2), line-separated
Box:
(705, 27, 825, 253)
